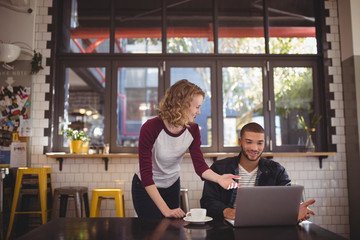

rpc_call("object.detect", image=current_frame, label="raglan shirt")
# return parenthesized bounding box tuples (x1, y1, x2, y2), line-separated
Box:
(137, 117, 209, 188)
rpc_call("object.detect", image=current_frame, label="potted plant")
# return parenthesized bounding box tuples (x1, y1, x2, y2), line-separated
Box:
(80, 134, 91, 154)
(297, 113, 322, 152)
(30, 50, 44, 74)
(61, 128, 89, 153)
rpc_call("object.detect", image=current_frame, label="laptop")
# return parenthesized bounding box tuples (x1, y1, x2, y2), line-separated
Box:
(225, 185, 303, 227)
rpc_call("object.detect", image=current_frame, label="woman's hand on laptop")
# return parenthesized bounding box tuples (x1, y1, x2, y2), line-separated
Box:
(297, 199, 316, 222)
(223, 208, 236, 219)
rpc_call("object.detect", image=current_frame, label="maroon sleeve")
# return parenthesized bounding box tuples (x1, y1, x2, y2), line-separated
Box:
(188, 123, 210, 177)
(138, 118, 162, 187)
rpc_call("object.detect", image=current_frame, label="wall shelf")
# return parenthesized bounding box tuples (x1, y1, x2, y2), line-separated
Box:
(46, 152, 336, 171)
(46, 153, 137, 171)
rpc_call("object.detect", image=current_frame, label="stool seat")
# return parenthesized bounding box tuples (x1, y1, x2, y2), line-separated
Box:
(52, 186, 90, 219)
(6, 167, 52, 240)
(90, 188, 125, 217)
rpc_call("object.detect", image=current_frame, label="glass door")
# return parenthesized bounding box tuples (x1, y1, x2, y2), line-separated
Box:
(54, 60, 111, 152)
(218, 60, 268, 152)
(269, 60, 320, 152)
(165, 61, 216, 152)
(111, 61, 163, 153)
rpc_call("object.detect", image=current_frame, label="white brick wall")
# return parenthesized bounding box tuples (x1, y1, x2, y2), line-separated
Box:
(31, 0, 51, 157)
(324, 0, 349, 237)
(41, 153, 350, 238)
(30, 0, 349, 238)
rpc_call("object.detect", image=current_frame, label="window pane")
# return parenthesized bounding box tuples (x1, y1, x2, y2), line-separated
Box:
(167, 0, 214, 53)
(268, 0, 317, 54)
(60, 0, 111, 53)
(222, 67, 263, 147)
(170, 67, 211, 147)
(274, 67, 313, 147)
(115, 0, 162, 53)
(64, 67, 106, 148)
(117, 67, 158, 147)
(218, 0, 265, 54)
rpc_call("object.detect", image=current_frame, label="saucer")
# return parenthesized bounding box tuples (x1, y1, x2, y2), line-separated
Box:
(183, 216, 213, 223)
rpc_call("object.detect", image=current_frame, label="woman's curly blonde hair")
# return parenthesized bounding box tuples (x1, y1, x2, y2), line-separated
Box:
(158, 79, 205, 127)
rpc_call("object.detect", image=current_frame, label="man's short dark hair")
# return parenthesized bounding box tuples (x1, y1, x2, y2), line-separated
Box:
(240, 122, 265, 138)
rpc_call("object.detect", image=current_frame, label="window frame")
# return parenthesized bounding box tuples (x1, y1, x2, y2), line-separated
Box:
(53, 59, 112, 153)
(165, 60, 218, 152)
(268, 58, 323, 152)
(50, 0, 331, 153)
(110, 60, 164, 153)
(217, 59, 270, 153)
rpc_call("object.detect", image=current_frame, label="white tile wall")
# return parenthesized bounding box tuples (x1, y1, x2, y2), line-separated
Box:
(30, 0, 349, 238)
(324, 1, 349, 237)
(40, 153, 350, 239)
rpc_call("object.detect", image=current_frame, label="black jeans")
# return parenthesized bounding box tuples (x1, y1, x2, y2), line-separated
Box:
(131, 174, 181, 219)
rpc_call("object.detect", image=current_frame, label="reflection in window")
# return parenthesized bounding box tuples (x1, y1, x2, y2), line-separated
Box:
(60, 0, 318, 55)
(117, 67, 158, 147)
(274, 67, 313, 147)
(115, 0, 162, 53)
(222, 67, 263, 146)
(218, 0, 265, 54)
(170, 67, 212, 147)
(268, 0, 317, 54)
(64, 67, 106, 148)
(167, 0, 214, 53)
(55, 0, 325, 153)
(63, 0, 111, 53)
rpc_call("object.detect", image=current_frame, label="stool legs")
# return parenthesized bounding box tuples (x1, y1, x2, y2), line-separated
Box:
(74, 191, 82, 217)
(6, 170, 23, 240)
(180, 188, 190, 213)
(114, 194, 125, 217)
(59, 195, 69, 217)
(52, 189, 61, 218)
(51, 186, 90, 219)
(96, 198, 103, 217)
(83, 193, 90, 217)
(90, 192, 99, 217)
(38, 168, 48, 224)
(90, 189, 125, 217)
(6, 168, 52, 240)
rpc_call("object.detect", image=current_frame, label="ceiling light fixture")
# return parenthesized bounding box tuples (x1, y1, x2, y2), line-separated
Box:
(79, 108, 86, 114)
(0, 43, 21, 70)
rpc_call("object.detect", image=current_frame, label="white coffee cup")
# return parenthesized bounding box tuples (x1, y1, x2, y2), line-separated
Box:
(186, 208, 206, 220)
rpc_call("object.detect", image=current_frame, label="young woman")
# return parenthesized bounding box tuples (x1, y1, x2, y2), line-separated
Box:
(132, 79, 239, 219)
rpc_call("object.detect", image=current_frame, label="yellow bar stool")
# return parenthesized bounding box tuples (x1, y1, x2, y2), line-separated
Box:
(6, 167, 52, 240)
(90, 188, 125, 217)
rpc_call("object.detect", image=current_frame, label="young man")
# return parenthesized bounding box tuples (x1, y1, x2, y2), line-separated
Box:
(200, 122, 315, 222)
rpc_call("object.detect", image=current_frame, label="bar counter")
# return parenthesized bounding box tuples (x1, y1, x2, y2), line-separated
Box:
(18, 217, 347, 240)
